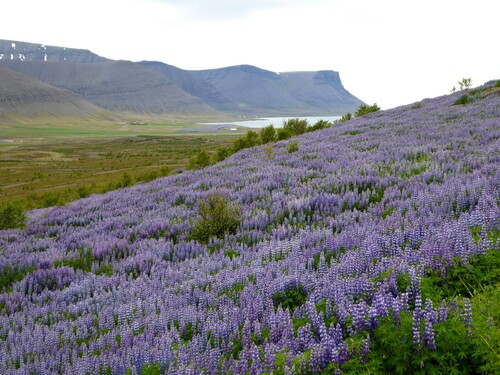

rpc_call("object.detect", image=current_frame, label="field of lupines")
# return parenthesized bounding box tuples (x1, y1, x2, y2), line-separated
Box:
(1, 81, 500, 374)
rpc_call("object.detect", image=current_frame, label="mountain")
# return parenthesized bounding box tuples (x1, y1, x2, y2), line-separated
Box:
(139, 61, 240, 113)
(192, 64, 364, 115)
(0, 60, 218, 115)
(0, 65, 108, 120)
(0, 39, 108, 63)
(0, 39, 365, 119)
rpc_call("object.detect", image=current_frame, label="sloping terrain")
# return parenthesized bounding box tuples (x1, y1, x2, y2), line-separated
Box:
(0, 66, 107, 120)
(0, 60, 218, 115)
(0, 39, 365, 118)
(139, 61, 240, 113)
(1, 82, 499, 373)
(192, 64, 365, 115)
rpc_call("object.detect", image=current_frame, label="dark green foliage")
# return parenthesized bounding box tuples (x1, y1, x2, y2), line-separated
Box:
(308, 120, 332, 132)
(224, 249, 240, 260)
(338, 112, 353, 123)
(354, 103, 380, 117)
(422, 250, 500, 301)
(260, 124, 277, 144)
(95, 263, 113, 277)
(287, 141, 299, 153)
(272, 284, 307, 312)
(215, 147, 233, 162)
(283, 118, 309, 136)
(0, 202, 26, 230)
(276, 128, 292, 141)
(454, 94, 471, 105)
(141, 362, 161, 375)
(381, 207, 396, 219)
(116, 173, 133, 188)
(1, 265, 35, 290)
(187, 150, 212, 170)
(334, 247, 500, 374)
(190, 193, 241, 244)
(53, 248, 93, 273)
(233, 130, 260, 152)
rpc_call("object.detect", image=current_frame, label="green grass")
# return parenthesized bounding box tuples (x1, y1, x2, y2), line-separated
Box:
(0, 131, 239, 208)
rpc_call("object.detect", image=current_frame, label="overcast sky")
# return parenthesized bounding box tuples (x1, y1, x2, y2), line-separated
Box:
(2, 0, 499, 109)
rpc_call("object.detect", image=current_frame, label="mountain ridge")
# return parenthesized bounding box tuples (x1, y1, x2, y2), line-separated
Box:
(0, 39, 365, 120)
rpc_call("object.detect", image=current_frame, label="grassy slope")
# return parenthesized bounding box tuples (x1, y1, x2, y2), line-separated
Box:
(0, 121, 242, 206)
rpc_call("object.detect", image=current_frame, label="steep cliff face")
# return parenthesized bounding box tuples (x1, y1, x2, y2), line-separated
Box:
(0, 40, 108, 63)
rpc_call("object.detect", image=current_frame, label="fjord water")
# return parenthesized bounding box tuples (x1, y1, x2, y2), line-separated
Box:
(202, 115, 342, 128)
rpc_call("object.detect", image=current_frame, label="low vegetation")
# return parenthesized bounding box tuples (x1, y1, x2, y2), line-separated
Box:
(0, 135, 236, 226)
(190, 192, 241, 245)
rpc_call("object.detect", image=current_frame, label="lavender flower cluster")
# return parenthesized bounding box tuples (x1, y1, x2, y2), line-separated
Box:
(1, 82, 499, 374)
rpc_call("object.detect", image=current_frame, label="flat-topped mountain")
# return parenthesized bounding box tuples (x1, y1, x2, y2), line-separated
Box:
(0, 39, 365, 120)
(192, 65, 364, 115)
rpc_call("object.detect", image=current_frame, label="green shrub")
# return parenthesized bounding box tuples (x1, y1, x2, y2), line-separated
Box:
(187, 150, 212, 170)
(190, 193, 240, 244)
(308, 120, 332, 132)
(0, 202, 26, 230)
(233, 130, 260, 152)
(454, 94, 471, 105)
(215, 147, 233, 162)
(283, 118, 309, 136)
(339, 112, 353, 123)
(354, 103, 380, 117)
(276, 128, 292, 141)
(259, 124, 277, 144)
(287, 141, 299, 153)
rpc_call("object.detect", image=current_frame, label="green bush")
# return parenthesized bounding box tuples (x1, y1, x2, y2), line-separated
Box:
(354, 103, 380, 117)
(277, 128, 292, 141)
(233, 130, 260, 152)
(259, 124, 277, 144)
(287, 141, 299, 153)
(187, 150, 212, 170)
(307, 120, 332, 132)
(190, 193, 240, 244)
(454, 94, 471, 105)
(0, 202, 26, 230)
(283, 118, 309, 136)
(215, 147, 233, 162)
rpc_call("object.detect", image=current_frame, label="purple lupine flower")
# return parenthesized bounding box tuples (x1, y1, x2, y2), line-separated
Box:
(463, 298, 473, 337)
(423, 300, 436, 350)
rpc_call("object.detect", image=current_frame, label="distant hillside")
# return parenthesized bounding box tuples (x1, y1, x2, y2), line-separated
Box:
(0, 60, 218, 115)
(0, 39, 365, 119)
(139, 61, 240, 113)
(0, 66, 107, 120)
(192, 65, 364, 115)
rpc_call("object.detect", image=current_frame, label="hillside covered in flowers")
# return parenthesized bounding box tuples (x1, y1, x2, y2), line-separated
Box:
(1, 81, 500, 374)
